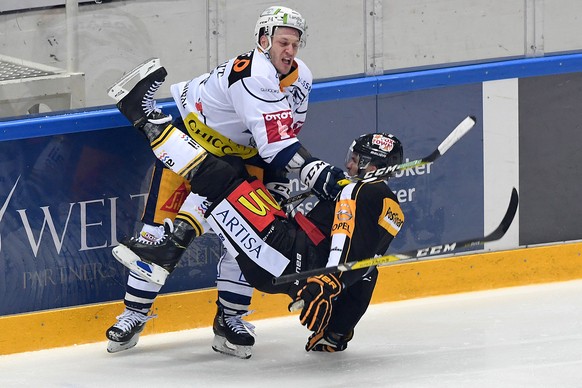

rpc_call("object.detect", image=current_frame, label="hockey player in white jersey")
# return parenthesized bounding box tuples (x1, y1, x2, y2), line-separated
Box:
(106, 6, 345, 359)
(114, 110, 405, 353)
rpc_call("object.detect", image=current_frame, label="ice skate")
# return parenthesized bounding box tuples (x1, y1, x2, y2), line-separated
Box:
(106, 309, 157, 353)
(108, 58, 161, 101)
(212, 305, 256, 359)
(108, 57, 172, 128)
(305, 329, 353, 352)
(112, 220, 186, 286)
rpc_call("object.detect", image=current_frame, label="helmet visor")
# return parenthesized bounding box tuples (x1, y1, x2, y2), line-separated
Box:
(345, 144, 370, 177)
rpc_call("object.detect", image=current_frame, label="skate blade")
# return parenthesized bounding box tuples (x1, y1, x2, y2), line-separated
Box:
(107, 57, 161, 101)
(212, 335, 252, 359)
(107, 335, 140, 353)
(112, 244, 169, 286)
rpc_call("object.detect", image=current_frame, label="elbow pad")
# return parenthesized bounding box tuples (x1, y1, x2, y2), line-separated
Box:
(285, 145, 313, 173)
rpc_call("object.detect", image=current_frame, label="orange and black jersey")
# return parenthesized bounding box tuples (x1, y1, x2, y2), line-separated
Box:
(328, 179, 404, 287)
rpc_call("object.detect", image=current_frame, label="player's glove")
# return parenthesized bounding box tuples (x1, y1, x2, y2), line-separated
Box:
(265, 178, 292, 203)
(300, 158, 345, 201)
(289, 273, 343, 332)
(305, 329, 353, 352)
(266, 178, 293, 213)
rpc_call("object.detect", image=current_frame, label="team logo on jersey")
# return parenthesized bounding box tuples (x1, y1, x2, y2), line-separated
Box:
(372, 134, 395, 152)
(153, 169, 190, 224)
(336, 203, 353, 221)
(160, 182, 189, 213)
(263, 110, 295, 143)
(184, 113, 257, 159)
(379, 198, 405, 236)
(209, 200, 290, 276)
(228, 50, 254, 86)
(227, 180, 285, 232)
(331, 200, 356, 237)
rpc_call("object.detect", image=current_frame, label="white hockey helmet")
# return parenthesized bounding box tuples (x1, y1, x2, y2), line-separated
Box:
(254, 6, 307, 51)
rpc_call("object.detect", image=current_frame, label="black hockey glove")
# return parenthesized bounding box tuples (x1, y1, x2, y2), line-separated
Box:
(305, 329, 353, 352)
(300, 158, 346, 201)
(265, 178, 292, 203)
(290, 273, 343, 332)
(266, 178, 293, 214)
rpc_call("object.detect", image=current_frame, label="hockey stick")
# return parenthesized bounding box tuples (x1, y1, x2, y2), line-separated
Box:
(281, 115, 477, 205)
(273, 187, 518, 285)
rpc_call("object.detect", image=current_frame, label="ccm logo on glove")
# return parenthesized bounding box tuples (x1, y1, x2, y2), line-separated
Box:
(300, 158, 345, 201)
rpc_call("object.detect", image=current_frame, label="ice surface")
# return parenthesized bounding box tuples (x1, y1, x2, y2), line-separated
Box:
(2, 280, 582, 388)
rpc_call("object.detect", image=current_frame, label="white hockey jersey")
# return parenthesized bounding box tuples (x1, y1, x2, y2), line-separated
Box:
(170, 48, 312, 169)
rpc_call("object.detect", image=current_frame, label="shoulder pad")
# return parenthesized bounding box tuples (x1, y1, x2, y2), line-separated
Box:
(228, 50, 255, 87)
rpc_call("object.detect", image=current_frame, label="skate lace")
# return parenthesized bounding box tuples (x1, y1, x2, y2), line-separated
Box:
(113, 309, 157, 332)
(142, 80, 164, 116)
(225, 311, 256, 337)
(133, 234, 166, 246)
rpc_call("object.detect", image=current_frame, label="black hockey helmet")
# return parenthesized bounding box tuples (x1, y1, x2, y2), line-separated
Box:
(346, 133, 404, 176)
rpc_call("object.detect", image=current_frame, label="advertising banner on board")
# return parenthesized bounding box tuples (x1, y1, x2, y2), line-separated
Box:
(0, 83, 484, 316)
(299, 83, 484, 256)
(0, 129, 221, 315)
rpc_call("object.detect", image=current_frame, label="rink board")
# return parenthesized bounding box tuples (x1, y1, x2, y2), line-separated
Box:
(1, 54, 582, 354)
(1, 241, 582, 355)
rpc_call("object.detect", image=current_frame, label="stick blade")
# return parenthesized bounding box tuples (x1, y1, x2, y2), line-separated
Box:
(436, 115, 477, 156)
(271, 187, 520, 286)
(484, 187, 519, 242)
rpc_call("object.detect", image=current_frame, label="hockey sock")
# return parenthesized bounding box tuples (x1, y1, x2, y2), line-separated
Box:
(124, 272, 163, 314)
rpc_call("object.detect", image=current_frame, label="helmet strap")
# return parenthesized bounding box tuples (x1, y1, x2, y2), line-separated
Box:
(262, 36, 273, 52)
(257, 28, 274, 52)
(358, 154, 372, 172)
